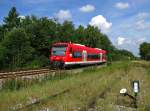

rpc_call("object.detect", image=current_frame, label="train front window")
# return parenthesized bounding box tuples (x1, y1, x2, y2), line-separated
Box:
(52, 46, 67, 56)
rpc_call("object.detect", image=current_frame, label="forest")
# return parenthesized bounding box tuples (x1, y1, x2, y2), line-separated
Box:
(0, 7, 141, 70)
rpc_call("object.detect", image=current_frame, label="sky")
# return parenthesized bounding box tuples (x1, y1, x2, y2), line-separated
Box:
(0, 0, 150, 56)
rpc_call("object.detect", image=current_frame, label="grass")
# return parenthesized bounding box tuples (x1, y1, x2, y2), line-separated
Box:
(0, 66, 107, 111)
(95, 61, 150, 111)
(0, 61, 149, 111)
(29, 72, 121, 111)
(1, 71, 74, 91)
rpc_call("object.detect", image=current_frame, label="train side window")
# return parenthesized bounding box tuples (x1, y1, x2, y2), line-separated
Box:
(73, 51, 82, 58)
(87, 53, 100, 59)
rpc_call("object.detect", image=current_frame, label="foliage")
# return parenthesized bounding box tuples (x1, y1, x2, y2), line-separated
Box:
(0, 25, 4, 41)
(3, 7, 20, 31)
(109, 49, 135, 61)
(139, 42, 150, 60)
(0, 28, 34, 69)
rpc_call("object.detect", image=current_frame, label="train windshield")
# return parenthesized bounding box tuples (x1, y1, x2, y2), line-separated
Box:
(52, 46, 67, 56)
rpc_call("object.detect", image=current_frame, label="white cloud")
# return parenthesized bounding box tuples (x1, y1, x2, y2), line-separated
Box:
(18, 15, 25, 22)
(135, 20, 150, 30)
(55, 10, 72, 21)
(137, 12, 150, 19)
(18, 15, 25, 19)
(89, 15, 112, 33)
(116, 36, 146, 46)
(115, 36, 147, 56)
(117, 37, 126, 46)
(136, 38, 146, 44)
(115, 2, 129, 10)
(79, 4, 95, 13)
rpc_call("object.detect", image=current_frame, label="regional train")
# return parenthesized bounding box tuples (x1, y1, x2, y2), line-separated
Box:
(50, 42, 106, 68)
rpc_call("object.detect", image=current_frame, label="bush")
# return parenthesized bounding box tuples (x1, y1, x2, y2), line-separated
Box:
(25, 56, 49, 69)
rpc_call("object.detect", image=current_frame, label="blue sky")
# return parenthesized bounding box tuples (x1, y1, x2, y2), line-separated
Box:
(0, 0, 150, 56)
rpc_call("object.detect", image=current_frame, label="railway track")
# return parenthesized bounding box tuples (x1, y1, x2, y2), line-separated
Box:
(0, 64, 106, 79)
(0, 68, 55, 79)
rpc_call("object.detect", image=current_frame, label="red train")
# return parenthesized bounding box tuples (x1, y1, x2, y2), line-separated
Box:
(50, 42, 106, 68)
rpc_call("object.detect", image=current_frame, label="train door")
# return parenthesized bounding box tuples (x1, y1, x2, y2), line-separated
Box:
(82, 50, 87, 62)
(100, 53, 102, 62)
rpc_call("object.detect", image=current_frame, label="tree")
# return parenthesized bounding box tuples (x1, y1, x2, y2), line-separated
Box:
(74, 25, 86, 44)
(57, 21, 75, 42)
(98, 34, 114, 50)
(0, 43, 7, 69)
(1, 28, 34, 69)
(3, 7, 20, 31)
(84, 25, 100, 47)
(139, 42, 150, 60)
(0, 25, 4, 41)
(23, 16, 58, 57)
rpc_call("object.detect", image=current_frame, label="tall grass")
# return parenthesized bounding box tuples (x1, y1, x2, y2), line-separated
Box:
(1, 71, 73, 91)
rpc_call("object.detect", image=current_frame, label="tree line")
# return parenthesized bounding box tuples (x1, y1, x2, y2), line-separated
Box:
(0, 7, 136, 70)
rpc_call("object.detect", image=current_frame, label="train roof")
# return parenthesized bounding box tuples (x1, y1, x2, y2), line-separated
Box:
(94, 48, 102, 50)
(52, 42, 106, 52)
(52, 42, 86, 47)
(73, 43, 85, 47)
(52, 42, 69, 46)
